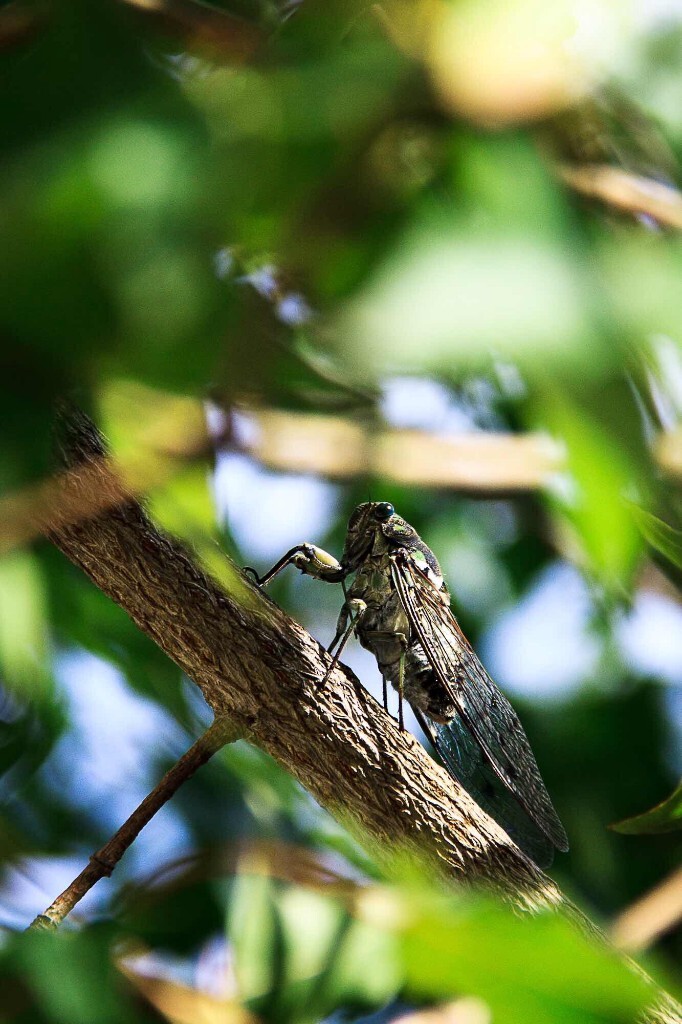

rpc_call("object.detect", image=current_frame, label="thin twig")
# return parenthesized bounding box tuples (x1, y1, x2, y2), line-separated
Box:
(559, 164, 682, 229)
(0, 0, 262, 60)
(28, 717, 241, 931)
(611, 864, 682, 953)
(119, 0, 261, 60)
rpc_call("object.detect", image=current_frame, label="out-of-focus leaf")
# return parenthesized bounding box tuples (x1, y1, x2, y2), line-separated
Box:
(275, 885, 347, 1016)
(342, 223, 602, 382)
(629, 504, 682, 570)
(0, 551, 52, 700)
(99, 380, 209, 468)
(399, 891, 652, 1024)
(227, 871, 279, 1003)
(600, 236, 682, 342)
(536, 396, 641, 588)
(220, 742, 304, 823)
(9, 926, 142, 1024)
(228, 873, 398, 1021)
(123, 875, 225, 954)
(0, 0, 230, 493)
(427, 0, 596, 125)
(611, 781, 682, 835)
(320, 905, 399, 1011)
(0, 699, 67, 790)
(148, 464, 217, 545)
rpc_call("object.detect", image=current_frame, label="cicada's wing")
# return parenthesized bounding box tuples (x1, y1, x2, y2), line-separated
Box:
(391, 551, 568, 854)
(413, 707, 555, 867)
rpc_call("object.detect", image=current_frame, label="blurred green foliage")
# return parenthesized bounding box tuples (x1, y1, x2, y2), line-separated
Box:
(1, 0, 682, 1021)
(612, 779, 682, 836)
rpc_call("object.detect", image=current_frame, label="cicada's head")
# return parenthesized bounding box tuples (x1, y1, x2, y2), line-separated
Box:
(341, 502, 393, 569)
(341, 501, 419, 570)
(342, 501, 445, 583)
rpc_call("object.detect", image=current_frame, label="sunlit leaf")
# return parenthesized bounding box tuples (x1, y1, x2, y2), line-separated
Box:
(629, 504, 682, 571)
(399, 892, 651, 1024)
(611, 780, 682, 835)
(536, 396, 642, 588)
(227, 872, 279, 1003)
(0, 550, 52, 700)
(10, 927, 141, 1024)
(342, 223, 603, 381)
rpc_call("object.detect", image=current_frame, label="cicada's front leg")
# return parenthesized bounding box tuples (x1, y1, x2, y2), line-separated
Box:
(244, 543, 356, 690)
(244, 543, 345, 587)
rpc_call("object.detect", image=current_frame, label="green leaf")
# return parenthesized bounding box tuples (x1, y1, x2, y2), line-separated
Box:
(0, 550, 52, 701)
(535, 396, 642, 589)
(629, 504, 682, 571)
(227, 872, 280, 1003)
(343, 225, 600, 381)
(10, 927, 141, 1024)
(400, 891, 652, 1024)
(611, 780, 682, 834)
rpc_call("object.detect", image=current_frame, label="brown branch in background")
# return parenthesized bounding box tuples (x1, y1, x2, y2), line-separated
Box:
(6, 391, 682, 559)
(237, 408, 565, 491)
(29, 717, 240, 931)
(655, 428, 682, 479)
(611, 865, 682, 953)
(0, 0, 262, 60)
(559, 164, 682, 229)
(119, 954, 256, 1024)
(119, 0, 262, 61)
(0, 1, 48, 50)
(0, 408, 564, 558)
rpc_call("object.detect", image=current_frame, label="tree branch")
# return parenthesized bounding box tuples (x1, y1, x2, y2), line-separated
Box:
(118, 0, 261, 61)
(47, 407, 557, 903)
(28, 716, 241, 931)
(0, 0, 262, 61)
(42, 408, 680, 1022)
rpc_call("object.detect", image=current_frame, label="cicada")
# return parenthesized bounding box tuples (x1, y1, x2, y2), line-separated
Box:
(245, 501, 568, 867)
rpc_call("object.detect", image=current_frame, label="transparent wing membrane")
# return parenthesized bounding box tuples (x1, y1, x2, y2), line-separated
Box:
(415, 709, 555, 867)
(392, 552, 568, 856)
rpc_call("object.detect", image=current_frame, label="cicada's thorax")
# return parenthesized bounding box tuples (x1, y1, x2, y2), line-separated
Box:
(345, 531, 457, 724)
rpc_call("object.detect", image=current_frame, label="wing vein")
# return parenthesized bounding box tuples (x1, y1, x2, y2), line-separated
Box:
(390, 551, 568, 852)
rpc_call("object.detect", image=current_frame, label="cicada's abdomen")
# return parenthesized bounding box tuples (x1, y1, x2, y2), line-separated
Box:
(401, 645, 457, 724)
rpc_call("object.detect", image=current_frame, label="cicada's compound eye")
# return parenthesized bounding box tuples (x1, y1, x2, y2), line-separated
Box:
(374, 502, 394, 522)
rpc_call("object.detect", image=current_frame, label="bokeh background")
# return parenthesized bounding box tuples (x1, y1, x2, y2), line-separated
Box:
(1, 0, 682, 1021)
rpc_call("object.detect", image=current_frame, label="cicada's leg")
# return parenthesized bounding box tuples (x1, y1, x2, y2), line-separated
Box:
(397, 646, 405, 732)
(244, 544, 345, 587)
(318, 599, 367, 690)
(359, 630, 408, 729)
(328, 601, 350, 658)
